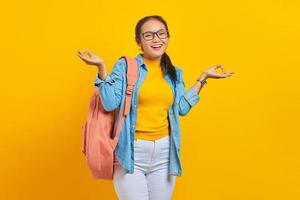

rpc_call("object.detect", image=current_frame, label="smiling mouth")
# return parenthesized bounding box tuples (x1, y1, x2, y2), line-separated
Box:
(151, 44, 163, 50)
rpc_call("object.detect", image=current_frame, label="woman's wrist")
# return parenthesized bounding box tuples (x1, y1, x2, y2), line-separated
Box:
(198, 72, 208, 81)
(98, 72, 107, 80)
(97, 65, 107, 80)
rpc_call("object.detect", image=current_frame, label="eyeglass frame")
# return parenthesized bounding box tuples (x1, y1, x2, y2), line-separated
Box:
(140, 29, 170, 41)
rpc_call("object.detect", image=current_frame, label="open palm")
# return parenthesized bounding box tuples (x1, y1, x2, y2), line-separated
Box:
(76, 49, 104, 67)
(204, 64, 234, 79)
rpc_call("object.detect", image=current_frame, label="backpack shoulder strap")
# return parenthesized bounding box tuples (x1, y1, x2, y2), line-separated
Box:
(119, 56, 138, 116)
(112, 56, 138, 145)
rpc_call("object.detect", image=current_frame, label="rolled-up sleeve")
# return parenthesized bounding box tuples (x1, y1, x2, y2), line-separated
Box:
(176, 68, 200, 116)
(93, 58, 125, 112)
(94, 73, 115, 86)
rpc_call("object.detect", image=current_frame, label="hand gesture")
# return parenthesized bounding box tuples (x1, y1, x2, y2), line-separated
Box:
(76, 49, 105, 67)
(202, 64, 234, 79)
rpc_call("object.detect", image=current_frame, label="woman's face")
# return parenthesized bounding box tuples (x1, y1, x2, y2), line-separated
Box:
(138, 19, 169, 61)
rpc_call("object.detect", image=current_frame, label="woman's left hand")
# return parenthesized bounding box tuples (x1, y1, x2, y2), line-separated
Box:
(200, 64, 234, 80)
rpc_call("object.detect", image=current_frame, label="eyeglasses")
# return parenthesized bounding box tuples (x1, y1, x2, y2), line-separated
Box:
(140, 29, 169, 41)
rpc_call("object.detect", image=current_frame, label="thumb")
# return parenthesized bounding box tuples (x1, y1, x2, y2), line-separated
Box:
(87, 50, 93, 57)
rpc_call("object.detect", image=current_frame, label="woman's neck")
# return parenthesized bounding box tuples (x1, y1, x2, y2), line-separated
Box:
(142, 55, 161, 67)
(141, 54, 161, 62)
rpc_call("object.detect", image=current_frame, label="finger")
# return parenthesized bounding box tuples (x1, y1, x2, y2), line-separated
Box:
(221, 67, 224, 73)
(226, 71, 234, 76)
(225, 72, 234, 77)
(84, 49, 92, 57)
(77, 51, 85, 58)
(78, 54, 88, 62)
(77, 50, 84, 57)
(77, 52, 85, 59)
(214, 64, 222, 70)
(220, 67, 226, 74)
(86, 49, 92, 57)
(219, 68, 226, 75)
(84, 49, 89, 56)
(76, 52, 83, 58)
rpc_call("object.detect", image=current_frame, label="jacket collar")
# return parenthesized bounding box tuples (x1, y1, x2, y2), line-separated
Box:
(135, 53, 146, 69)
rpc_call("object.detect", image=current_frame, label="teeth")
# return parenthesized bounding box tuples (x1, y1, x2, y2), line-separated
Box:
(151, 45, 162, 48)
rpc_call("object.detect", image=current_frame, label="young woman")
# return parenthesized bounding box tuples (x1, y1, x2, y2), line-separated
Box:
(77, 15, 234, 200)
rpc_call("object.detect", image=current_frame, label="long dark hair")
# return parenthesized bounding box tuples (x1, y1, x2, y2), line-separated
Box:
(135, 15, 177, 82)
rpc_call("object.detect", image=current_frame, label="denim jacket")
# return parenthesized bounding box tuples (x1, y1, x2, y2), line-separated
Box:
(94, 53, 200, 176)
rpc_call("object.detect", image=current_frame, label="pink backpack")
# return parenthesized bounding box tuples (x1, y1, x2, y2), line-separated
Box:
(81, 56, 138, 180)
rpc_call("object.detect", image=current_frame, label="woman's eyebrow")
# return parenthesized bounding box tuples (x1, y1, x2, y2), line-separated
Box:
(144, 28, 165, 33)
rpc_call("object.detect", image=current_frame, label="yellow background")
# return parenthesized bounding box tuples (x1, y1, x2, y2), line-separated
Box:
(1, 0, 300, 199)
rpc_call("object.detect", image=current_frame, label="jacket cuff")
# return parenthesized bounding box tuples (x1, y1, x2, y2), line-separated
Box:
(184, 87, 200, 106)
(94, 74, 115, 87)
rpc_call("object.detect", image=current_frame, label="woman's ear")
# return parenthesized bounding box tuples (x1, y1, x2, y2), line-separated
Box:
(135, 37, 141, 45)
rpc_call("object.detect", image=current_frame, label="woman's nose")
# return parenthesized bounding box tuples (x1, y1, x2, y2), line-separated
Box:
(152, 33, 161, 42)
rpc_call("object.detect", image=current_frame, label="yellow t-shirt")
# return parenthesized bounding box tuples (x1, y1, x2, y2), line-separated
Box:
(134, 56, 174, 140)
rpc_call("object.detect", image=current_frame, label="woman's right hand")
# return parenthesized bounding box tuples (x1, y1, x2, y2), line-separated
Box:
(76, 49, 105, 67)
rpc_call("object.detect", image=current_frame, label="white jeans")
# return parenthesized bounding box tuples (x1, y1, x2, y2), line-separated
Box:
(113, 135, 176, 200)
